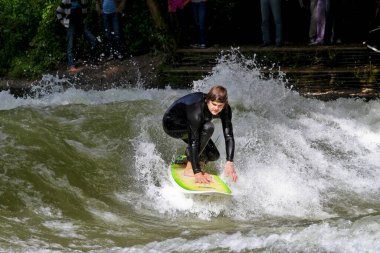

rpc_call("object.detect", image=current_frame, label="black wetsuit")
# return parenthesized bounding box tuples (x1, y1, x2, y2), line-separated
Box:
(163, 92, 235, 174)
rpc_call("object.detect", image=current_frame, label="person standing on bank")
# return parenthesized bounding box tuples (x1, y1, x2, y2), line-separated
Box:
(168, 0, 190, 47)
(56, 0, 99, 74)
(163, 85, 238, 184)
(190, 0, 207, 49)
(260, 0, 283, 47)
(96, 0, 126, 60)
(308, 0, 331, 45)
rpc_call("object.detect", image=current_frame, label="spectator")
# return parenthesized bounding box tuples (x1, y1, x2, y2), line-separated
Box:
(96, 0, 127, 61)
(190, 0, 207, 49)
(326, 0, 343, 44)
(309, 0, 331, 45)
(168, 0, 189, 13)
(168, 0, 190, 47)
(260, 0, 283, 47)
(56, 0, 99, 73)
(283, 0, 309, 44)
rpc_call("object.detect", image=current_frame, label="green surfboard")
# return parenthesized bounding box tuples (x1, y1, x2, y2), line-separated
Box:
(169, 155, 232, 195)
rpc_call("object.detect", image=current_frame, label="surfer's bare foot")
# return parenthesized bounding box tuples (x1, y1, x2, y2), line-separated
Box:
(183, 161, 206, 176)
(184, 162, 194, 176)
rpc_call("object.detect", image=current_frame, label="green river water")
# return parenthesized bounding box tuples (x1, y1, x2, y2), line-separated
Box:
(0, 54, 379, 252)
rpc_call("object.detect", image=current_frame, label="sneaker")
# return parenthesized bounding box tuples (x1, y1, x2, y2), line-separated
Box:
(116, 54, 125, 61)
(190, 44, 200, 48)
(308, 40, 323, 46)
(259, 42, 270, 47)
(105, 55, 114, 61)
(68, 66, 81, 74)
(174, 154, 188, 164)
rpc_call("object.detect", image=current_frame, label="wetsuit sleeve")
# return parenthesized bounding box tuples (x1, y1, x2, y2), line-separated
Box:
(186, 103, 203, 174)
(221, 105, 235, 162)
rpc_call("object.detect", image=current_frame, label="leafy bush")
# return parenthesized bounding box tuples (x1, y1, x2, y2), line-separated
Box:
(8, 1, 65, 78)
(0, 0, 169, 79)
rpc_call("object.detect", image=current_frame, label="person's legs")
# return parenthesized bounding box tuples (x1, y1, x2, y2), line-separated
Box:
(164, 116, 218, 172)
(82, 26, 97, 49)
(316, 0, 326, 43)
(184, 121, 216, 174)
(201, 139, 220, 163)
(81, 24, 98, 63)
(260, 0, 271, 44)
(197, 2, 207, 46)
(191, 2, 200, 46)
(270, 0, 283, 46)
(331, 0, 343, 43)
(111, 13, 123, 57)
(324, 0, 333, 44)
(66, 24, 76, 67)
(198, 121, 215, 157)
(309, 0, 318, 43)
(103, 13, 113, 57)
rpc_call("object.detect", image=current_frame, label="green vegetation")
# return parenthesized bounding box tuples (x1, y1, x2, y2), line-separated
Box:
(0, 0, 371, 79)
(0, 0, 170, 79)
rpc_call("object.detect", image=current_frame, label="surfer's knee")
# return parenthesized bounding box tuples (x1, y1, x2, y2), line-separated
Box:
(202, 121, 214, 135)
(207, 149, 220, 162)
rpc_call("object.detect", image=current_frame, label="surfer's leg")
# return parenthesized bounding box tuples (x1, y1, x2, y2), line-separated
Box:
(182, 122, 214, 176)
(198, 122, 219, 163)
(184, 122, 217, 176)
(199, 121, 214, 155)
(201, 139, 220, 163)
(163, 114, 188, 139)
(184, 121, 214, 164)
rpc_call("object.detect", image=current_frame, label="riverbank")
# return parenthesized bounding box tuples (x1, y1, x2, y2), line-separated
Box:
(160, 44, 380, 100)
(1, 44, 380, 100)
(0, 53, 164, 97)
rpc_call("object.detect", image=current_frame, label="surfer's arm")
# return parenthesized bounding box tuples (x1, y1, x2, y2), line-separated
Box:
(186, 106, 203, 175)
(221, 105, 235, 162)
(221, 106, 237, 182)
(187, 125, 202, 174)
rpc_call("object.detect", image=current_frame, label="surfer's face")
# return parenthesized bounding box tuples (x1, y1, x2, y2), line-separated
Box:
(207, 100, 225, 115)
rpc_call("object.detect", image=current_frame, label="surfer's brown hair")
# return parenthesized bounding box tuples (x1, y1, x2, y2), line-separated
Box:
(206, 85, 228, 104)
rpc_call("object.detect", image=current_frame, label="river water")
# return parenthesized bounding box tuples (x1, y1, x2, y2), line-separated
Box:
(0, 52, 379, 252)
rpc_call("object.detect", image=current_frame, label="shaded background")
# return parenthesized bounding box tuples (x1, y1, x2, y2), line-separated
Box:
(0, 0, 377, 79)
(168, 0, 377, 46)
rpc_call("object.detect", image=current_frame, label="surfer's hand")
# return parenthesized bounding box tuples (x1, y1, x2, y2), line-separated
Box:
(194, 172, 212, 184)
(225, 161, 238, 182)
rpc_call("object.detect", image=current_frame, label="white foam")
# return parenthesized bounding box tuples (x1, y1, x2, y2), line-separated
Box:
(2, 48, 380, 253)
(0, 74, 189, 111)
(42, 220, 84, 239)
(124, 49, 380, 221)
(104, 215, 380, 253)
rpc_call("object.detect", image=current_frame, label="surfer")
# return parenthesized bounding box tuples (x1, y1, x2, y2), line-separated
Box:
(163, 85, 238, 184)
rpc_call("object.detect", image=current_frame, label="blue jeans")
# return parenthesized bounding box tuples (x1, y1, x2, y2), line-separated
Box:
(191, 2, 206, 45)
(309, 0, 331, 43)
(260, 0, 283, 45)
(66, 21, 97, 67)
(103, 12, 122, 56)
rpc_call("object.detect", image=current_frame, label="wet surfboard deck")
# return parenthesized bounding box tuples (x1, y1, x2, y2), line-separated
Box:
(169, 156, 232, 195)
